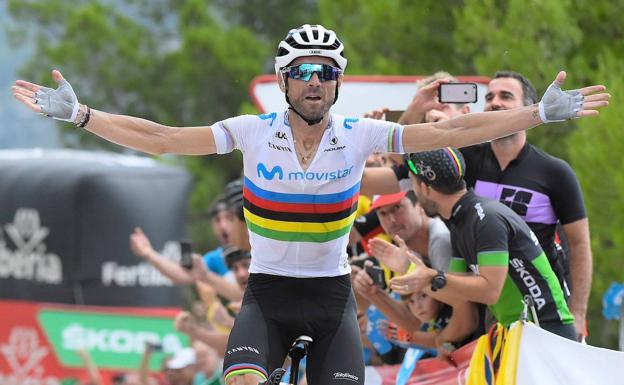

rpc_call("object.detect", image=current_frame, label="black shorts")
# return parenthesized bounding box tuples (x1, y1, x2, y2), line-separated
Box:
(223, 273, 364, 385)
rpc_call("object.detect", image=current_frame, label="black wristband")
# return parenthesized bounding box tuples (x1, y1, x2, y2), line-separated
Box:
(391, 163, 409, 181)
(78, 106, 91, 128)
(431, 270, 447, 292)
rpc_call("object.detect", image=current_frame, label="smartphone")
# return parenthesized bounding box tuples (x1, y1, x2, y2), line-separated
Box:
(385, 110, 404, 123)
(438, 83, 477, 104)
(179, 240, 193, 270)
(145, 341, 163, 352)
(365, 265, 387, 290)
(350, 256, 375, 269)
(112, 374, 127, 385)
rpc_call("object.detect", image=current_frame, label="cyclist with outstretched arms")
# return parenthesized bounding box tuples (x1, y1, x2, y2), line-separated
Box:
(13, 24, 608, 385)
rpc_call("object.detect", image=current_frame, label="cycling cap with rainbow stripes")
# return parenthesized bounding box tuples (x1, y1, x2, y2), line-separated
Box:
(405, 147, 465, 187)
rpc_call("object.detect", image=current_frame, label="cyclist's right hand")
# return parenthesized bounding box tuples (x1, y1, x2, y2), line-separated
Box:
(13, 69, 80, 122)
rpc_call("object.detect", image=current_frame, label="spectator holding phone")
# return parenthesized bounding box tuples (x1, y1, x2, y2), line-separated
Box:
(130, 228, 244, 302)
(369, 190, 452, 273)
(110, 342, 161, 385)
(352, 189, 476, 358)
(360, 73, 471, 197)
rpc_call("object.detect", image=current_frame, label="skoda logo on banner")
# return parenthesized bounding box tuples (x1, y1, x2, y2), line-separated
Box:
(257, 163, 284, 180)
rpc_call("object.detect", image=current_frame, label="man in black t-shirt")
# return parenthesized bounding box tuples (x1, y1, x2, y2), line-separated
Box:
(460, 72, 590, 338)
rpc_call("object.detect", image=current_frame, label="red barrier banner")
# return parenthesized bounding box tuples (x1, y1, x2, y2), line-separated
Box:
(0, 299, 185, 385)
(366, 341, 476, 385)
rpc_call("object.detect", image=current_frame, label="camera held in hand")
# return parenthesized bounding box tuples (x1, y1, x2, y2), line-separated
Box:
(365, 265, 387, 290)
(145, 341, 163, 352)
(179, 240, 193, 270)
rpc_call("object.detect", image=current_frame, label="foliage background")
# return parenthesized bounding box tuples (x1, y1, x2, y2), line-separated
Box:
(5, 0, 622, 348)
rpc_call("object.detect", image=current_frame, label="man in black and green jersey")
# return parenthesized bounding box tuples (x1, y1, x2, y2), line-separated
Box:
(389, 148, 577, 341)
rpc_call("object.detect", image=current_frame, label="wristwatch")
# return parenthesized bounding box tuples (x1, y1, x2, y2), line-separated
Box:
(430, 270, 446, 292)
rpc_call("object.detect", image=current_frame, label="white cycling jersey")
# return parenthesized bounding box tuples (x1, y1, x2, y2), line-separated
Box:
(211, 109, 403, 277)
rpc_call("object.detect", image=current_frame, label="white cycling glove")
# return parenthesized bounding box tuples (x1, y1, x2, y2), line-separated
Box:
(34, 79, 80, 122)
(538, 82, 584, 123)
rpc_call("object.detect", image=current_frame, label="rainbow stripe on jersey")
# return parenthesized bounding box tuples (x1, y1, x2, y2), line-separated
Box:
(243, 177, 360, 243)
(210, 110, 404, 276)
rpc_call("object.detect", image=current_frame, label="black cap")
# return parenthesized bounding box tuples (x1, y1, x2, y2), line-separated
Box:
(404, 148, 465, 187)
(223, 247, 251, 269)
(207, 196, 228, 218)
(223, 178, 244, 220)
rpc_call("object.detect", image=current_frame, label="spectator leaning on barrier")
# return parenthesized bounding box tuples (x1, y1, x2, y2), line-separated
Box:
(369, 190, 453, 273)
(353, 190, 477, 360)
(390, 148, 578, 341)
(129, 228, 244, 302)
(462, 72, 592, 339)
(360, 72, 471, 197)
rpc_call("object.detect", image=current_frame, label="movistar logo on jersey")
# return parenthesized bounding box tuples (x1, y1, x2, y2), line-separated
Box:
(257, 163, 284, 180)
(257, 163, 354, 181)
(289, 166, 354, 181)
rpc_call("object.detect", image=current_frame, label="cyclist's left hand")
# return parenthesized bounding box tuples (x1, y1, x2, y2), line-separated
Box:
(539, 71, 609, 122)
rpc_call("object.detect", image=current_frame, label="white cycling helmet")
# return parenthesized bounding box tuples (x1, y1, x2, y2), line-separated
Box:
(274, 24, 347, 75)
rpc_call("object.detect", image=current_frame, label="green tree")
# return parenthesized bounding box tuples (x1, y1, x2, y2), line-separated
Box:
(7, 0, 267, 248)
(454, 0, 584, 157)
(7, 0, 327, 249)
(213, 0, 319, 45)
(455, 0, 623, 347)
(319, 0, 465, 75)
(568, 51, 624, 349)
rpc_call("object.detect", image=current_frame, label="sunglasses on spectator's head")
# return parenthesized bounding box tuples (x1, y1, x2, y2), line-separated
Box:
(281, 63, 342, 82)
(406, 159, 421, 176)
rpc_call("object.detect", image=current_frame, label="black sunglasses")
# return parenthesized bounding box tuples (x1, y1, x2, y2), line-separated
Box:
(281, 63, 342, 82)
